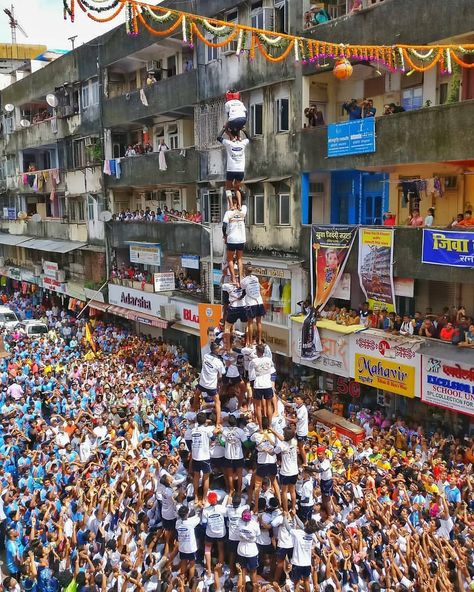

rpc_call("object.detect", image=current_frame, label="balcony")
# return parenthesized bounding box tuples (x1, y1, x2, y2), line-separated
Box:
(0, 218, 88, 243)
(299, 225, 474, 286)
(102, 70, 197, 128)
(299, 100, 474, 172)
(3, 117, 76, 153)
(107, 220, 210, 257)
(105, 148, 199, 188)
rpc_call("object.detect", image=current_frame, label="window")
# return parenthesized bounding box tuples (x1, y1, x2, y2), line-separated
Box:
(224, 11, 238, 53)
(69, 198, 85, 222)
(250, 103, 263, 136)
(402, 87, 423, 111)
(81, 78, 99, 110)
(251, 3, 274, 30)
(201, 190, 221, 223)
(81, 85, 90, 110)
(87, 195, 97, 221)
(274, 0, 288, 33)
(439, 82, 448, 105)
(275, 97, 289, 132)
(253, 193, 265, 225)
(206, 34, 219, 63)
(277, 193, 290, 225)
(167, 124, 179, 149)
(90, 79, 99, 105)
(5, 114, 15, 134)
(73, 139, 86, 168)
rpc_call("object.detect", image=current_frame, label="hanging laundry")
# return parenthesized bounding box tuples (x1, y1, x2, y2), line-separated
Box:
(51, 169, 60, 184)
(37, 173, 44, 192)
(28, 174, 35, 188)
(140, 89, 149, 107)
(103, 160, 111, 175)
(115, 158, 121, 180)
(109, 159, 116, 177)
(32, 175, 38, 192)
(158, 147, 168, 171)
(22, 174, 28, 186)
(434, 176, 444, 198)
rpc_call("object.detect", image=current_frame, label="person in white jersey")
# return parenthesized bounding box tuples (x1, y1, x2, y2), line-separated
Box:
(220, 414, 247, 495)
(224, 89, 247, 136)
(195, 342, 225, 422)
(222, 195, 248, 283)
(286, 394, 309, 466)
(225, 493, 249, 579)
(236, 509, 261, 587)
(240, 264, 266, 346)
(175, 504, 201, 579)
(272, 426, 299, 513)
(190, 412, 219, 503)
(221, 282, 248, 350)
(201, 491, 228, 575)
(285, 515, 319, 592)
(248, 344, 276, 427)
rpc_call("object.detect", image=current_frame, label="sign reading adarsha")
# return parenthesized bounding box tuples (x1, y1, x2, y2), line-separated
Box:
(108, 284, 168, 317)
(121, 292, 151, 310)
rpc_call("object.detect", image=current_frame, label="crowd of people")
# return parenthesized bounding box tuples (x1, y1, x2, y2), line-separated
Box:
(112, 207, 202, 224)
(0, 290, 473, 592)
(320, 302, 474, 346)
(110, 266, 205, 295)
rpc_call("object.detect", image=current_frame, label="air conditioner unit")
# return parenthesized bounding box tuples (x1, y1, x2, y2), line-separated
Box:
(33, 264, 42, 276)
(56, 270, 66, 282)
(160, 304, 176, 321)
(146, 60, 159, 72)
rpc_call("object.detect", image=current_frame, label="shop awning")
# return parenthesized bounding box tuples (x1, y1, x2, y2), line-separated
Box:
(107, 304, 133, 319)
(291, 315, 367, 334)
(172, 322, 200, 337)
(20, 238, 87, 253)
(244, 177, 268, 184)
(88, 300, 109, 313)
(127, 310, 169, 329)
(417, 340, 474, 364)
(266, 176, 292, 183)
(0, 234, 33, 246)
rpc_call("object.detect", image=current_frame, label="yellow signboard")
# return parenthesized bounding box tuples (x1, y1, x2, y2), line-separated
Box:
(354, 353, 415, 398)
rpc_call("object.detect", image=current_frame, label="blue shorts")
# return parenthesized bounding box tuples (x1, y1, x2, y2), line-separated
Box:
(247, 304, 266, 319)
(227, 540, 239, 552)
(258, 543, 274, 555)
(226, 171, 245, 182)
(223, 457, 245, 469)
(198, 384, 217, 397)
(253, 387, 273, 401)
(277, 547, 293, 560)
(192, 459, 211, 474)
(280, 473, 298, 486)
(256, 463, 277, 478)
(162, 518, 176, 531)
(298, 505, 313, 522)
(226, 242, 245, 252)
(179, 551, 196, 561)
(291, 565, 311, 581)
(210, 457, 224, 470)
(227, 306, 248, 324)
(238, 554, 259, 571)
(321, 478, 334, 498)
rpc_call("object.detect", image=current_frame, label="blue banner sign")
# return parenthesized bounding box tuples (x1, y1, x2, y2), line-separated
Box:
(327, 118, 376, 157)
(422, 229, 474, 267)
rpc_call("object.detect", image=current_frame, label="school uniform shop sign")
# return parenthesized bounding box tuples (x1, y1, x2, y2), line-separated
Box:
(108, 284, 168, 317)
(421, 356, 474, 417)
(352, 330, 421, 398)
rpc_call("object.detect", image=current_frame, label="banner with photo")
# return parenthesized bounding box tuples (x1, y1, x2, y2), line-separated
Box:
(422, 229, 474, 267)
(198, 303, 222, 357)
(300, 308, 322, 361)
(358, 228, 396, 312)
(311, 226, 357, 311)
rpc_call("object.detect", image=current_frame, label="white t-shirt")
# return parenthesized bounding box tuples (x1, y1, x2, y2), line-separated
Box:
(191, 424, 214, 461)
(271, 511, 294, 549)
(240, 275, 263, 306)
(251, 431, 277, 465)
(160, 486, 177, 520)
(202, 503, 227, 538)
(227, 504, 249, 541)
(249, 356, 275, 389)
(222, 283, 246, 308)
(275, 438, 298, 476)
(222, 138, 249, 173)
(199, 353, 225, 389)
(291, 528, 317, 567)
(319, 458, 333, 481)
(222, 426, 246, 460)
(225, 99, 247, 121)
(223, 206, 247, 243)
(176, 514, 201, 553)
(256, 512, 273, 545)
(237, 518, 260, 557)
(295, 404, 309, 437)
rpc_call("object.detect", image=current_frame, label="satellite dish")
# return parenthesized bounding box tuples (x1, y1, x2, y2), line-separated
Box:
(31, 213, 42, 222)
(99, 211, 113, 222)
(20, 119, 31, 128)
(46, 93, 59, 108)
(4, 104, 14, 113)
(17, 211, 27, 220)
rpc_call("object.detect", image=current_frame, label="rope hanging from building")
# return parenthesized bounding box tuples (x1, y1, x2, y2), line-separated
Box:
(63, 0, 474, 74)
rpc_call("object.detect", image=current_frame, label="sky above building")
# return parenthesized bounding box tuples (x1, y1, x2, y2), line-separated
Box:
(0, 0, 163, 50)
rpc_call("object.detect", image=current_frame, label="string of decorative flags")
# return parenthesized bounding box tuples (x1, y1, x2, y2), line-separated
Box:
(63, 0, 474, 78)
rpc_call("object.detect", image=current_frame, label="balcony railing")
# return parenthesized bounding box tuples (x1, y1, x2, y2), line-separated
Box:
(304, 0, 385, 29)
(105, 148, 199, 188)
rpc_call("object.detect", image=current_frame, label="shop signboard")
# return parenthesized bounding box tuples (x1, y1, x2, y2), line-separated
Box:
(153, 272, 176, 292)
(358, 228, 396, 312)
(291, 320, 352, 374)
(129, 242, 161, 266)
(352, 330, 421, 398)
(327, 118, 376, 158)
(421, 355, 474, 417)
(422, 229, 474, 268)
(198, 303, 222, 356)
(181, 255, 200, 270)
(108, 284, 168, 317)
(172, 299, 200, 329)
(8, 267, 21, 281)
(21, 270, 38, 284)
(42, 276, 66, 293)
(43, 261, 59, 278)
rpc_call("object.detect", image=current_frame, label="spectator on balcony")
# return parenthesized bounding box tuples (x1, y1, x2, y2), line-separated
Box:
(382, 211, 396, 226)
(407, 209, 424, 227)
(458, 323, 474, 347)
(346, 308, 360, 325)
(383, 104, 392, 115)
(362, 98, 376, 117)
(424, 207, 435, 227)
(342, 99, 362, 120)
(377, 309, 391, 331)
(447, 212, 464, 228)
(125, 145, 136, 157)
(389, 102, 406, 114)
(304, 106, 325, 127)
(439, 321, 456, 342)
(144, 141, 153, 153)
(458, 209, 474, 227)
(399, 314, 414, 336)
(158, 139, 169, 171)
(419, 318, 437, 338)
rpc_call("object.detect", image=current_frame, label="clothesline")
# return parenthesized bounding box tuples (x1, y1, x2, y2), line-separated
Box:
(380, 176, 443, 184)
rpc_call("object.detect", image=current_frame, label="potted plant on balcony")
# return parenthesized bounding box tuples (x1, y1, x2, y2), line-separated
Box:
(85, 141, 103, 165)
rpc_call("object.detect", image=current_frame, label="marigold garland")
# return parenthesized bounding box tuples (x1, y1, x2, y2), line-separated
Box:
(64, 0, 474, 74)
